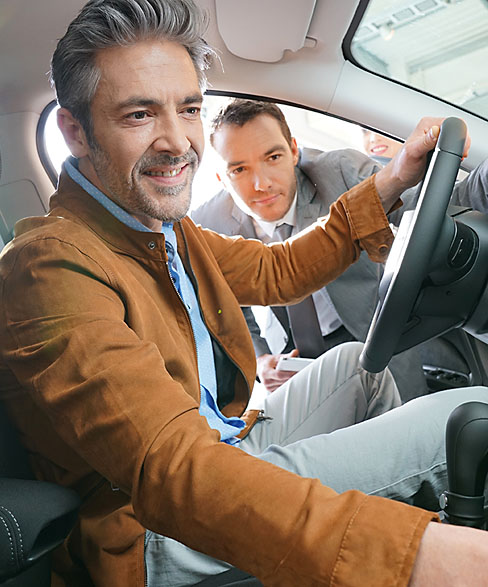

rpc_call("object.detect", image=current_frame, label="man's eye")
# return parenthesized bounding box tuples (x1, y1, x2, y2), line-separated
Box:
(128, 111, 147, 120)
(183, 106, 201, 118)
(231, 167, 244, 176)
(269, 154, 281, 161)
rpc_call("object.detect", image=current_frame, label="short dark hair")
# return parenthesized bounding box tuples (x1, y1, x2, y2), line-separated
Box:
(51, 0, 215, 146)
(210, 99, 293, 148)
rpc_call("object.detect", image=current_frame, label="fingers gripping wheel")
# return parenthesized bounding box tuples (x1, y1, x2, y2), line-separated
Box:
(359, 118, 467, 373)
(439, 401, 488, 529)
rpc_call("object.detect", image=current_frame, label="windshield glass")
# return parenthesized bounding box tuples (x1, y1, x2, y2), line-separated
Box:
(349, 0, 488, 120)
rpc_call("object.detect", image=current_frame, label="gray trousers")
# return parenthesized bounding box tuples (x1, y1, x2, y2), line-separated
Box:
(145, 342, 488, 586)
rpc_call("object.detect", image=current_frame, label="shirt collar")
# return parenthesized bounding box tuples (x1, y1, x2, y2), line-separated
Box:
(64, 156, 175, 242)
(252, 192, 298, 239)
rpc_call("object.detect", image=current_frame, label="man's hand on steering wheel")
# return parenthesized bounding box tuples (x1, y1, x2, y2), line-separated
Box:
(375, 117, 470, 212)
(360, 116, 470, 374)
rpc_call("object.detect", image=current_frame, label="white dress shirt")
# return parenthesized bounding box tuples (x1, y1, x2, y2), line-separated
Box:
(251, 194, 343, 338)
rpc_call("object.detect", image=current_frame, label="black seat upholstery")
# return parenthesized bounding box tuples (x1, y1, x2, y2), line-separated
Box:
(420, 328, 488, 392)
(0, 401, 80, 586)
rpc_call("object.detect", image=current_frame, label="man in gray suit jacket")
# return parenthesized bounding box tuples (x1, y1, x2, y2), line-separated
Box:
(191, 99, 485, 402)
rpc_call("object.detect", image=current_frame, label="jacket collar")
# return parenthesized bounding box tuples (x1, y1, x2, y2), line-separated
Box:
(47, 169, 179, 262)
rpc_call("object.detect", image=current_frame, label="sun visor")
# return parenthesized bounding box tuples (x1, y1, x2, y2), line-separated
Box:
(215, 0, 317, 63)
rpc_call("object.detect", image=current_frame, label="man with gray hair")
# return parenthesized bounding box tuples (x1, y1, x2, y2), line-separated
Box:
(1, 1, 488, 586)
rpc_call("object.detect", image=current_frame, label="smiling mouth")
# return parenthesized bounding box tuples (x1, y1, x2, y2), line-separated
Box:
(144, 165, 187, 178)
(371, 145, 388, 155)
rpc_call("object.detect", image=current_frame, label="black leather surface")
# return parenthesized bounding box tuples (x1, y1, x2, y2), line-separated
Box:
(0, 401, 80, 583)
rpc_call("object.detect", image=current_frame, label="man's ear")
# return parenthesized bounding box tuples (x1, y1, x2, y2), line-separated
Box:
(291, 137, 299, 166)
(57, 108, 91, 158)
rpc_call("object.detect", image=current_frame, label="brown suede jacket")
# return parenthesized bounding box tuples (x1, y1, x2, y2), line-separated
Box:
(0, 170, 436, 586)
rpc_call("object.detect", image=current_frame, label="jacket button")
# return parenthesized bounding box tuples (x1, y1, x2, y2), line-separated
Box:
(148, 241, 156, 250)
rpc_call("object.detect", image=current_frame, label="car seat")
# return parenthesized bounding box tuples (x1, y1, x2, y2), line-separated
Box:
(0, 402, 80, 586)
(420, 329, 488, 392)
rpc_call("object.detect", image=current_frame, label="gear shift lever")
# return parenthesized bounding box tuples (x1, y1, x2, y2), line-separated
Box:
(439, 401, 488, 529)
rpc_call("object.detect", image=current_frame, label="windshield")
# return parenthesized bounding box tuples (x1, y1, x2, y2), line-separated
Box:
(349, 0, 488, 120)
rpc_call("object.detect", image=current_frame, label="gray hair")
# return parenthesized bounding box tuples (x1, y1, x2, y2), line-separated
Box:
(50, 0, 215, 144)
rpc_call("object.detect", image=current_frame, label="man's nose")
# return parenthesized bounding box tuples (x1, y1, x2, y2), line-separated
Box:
(253, 169, 272, 191)
(152, 115, 191, 156)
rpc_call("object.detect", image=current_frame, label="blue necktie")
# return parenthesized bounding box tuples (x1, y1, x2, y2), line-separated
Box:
(165, 241, 181, 295)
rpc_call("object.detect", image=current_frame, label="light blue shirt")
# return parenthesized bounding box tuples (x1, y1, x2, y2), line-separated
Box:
(64, 157, 244, 444)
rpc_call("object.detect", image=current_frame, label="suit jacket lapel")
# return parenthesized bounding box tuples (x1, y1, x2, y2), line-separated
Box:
(295, 167, 325, 231)
(230, 203, 258, 238)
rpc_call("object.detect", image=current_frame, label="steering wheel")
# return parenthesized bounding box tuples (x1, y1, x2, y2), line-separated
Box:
(360, 117, 467, 373)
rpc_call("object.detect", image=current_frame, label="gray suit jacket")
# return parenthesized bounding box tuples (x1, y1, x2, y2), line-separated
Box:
(192, 148, 416, 347)
(191, 148, 487, 401)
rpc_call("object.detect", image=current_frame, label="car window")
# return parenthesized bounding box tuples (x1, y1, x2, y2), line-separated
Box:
(40, 95, 385, 209)
(347, 0, 488, 120)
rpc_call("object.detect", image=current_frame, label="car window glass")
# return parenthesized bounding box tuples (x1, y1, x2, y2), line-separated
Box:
(41, 95, 388, 209)
(349, 0, 488, 120)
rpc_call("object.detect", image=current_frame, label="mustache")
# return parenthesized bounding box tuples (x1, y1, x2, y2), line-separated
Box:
(137, 149, 199, 172)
